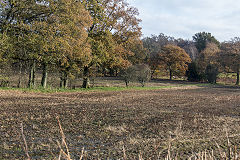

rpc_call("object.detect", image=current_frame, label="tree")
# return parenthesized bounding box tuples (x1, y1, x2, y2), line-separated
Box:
(160, 44, 191, 80)
(0, 0, 52, 88)
(205, 64, 218, 83)
(193, 32, 220, 52)
(220, 38, 240, 85)
(37, 0, 92, 89)
(121, 64, 151, 87)
(136, 64, 151, 87)
(142, 36, 162, 76)
(197, 42, 220, 72)
(186, 62, 204, 82)
(82, 0, 142, 88)
(2, 0, 92, 89)
(11, 31, 40, 88)
(142, 33, 176, 77)
(185, 42, 220, 83)
(127, 39, 147, 65)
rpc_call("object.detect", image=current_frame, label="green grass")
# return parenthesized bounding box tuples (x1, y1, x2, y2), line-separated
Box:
(0, 83, 205, 93)
(0, 86, 174, 93)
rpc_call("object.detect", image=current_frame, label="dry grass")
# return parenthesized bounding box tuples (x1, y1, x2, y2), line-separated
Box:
(1, 84, 240, 159)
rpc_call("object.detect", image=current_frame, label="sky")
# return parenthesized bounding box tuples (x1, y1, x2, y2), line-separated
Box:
(126, 0, 240, 42)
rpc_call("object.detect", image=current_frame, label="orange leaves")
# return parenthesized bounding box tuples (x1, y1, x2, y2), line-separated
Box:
(161, 44, 191, 66)
(159, 45, 191, 78)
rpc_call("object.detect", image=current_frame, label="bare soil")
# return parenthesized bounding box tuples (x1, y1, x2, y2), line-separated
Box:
(1, 85, 240, 159)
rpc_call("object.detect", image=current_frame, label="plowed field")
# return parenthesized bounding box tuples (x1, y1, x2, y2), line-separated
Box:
(1, 85, 240, 159)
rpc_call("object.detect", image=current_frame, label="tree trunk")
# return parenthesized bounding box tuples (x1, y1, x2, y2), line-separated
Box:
(109, 68, 114, 77)
(63, 71, 68, 88)
(125, 79, 129, 87)
(41, 63, 48, 89)
(28, 60, 36, 88)
(17, 62, 22, 88)
(82, 66, 90, 88)
(60, 71, 68, 89)
(103, 68, 107, 77)
(141, 81, 145, 87)
(60, 73, 64, 88)
(236, 68, 239, 85)
(82, 77, 90, 88)
(169, 67, 172, 80)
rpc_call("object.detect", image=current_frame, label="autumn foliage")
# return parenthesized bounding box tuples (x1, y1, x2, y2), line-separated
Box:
(1, 1, 240, 87)
(0, 0, 144, 88)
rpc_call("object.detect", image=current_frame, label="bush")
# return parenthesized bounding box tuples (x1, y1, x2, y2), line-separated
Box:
(186, 62, 205, 82)
(121, 64, 151, 87)
(205, 64, 218, 83)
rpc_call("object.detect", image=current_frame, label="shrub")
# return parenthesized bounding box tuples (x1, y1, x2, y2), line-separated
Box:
(205, 64, 218, 83)
(121, 64, 151, 87)
(186, 62, 205, 82)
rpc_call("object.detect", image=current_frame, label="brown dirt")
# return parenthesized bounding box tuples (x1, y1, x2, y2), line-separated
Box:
(1, 85, 240, 159)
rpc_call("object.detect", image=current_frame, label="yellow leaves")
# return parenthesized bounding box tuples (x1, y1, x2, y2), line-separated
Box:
(28, 0, 93, 68)
(54, 0, 92, 29)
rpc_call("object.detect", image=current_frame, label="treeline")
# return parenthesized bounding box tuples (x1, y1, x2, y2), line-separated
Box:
(143, 32, 240, 85)
(0, 0, 144, 88)
(0, 1, 239, 89)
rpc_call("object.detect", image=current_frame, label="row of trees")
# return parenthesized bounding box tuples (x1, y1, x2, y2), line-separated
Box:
(143, 32, 240, 85)
(0, 0, 145, 88)
(0, 1, 239, 88)
(190, 34, 240, 85)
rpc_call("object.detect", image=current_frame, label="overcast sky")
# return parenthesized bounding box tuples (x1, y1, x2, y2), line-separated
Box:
(127, 0, 240, 42)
